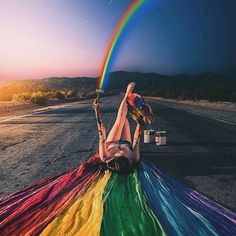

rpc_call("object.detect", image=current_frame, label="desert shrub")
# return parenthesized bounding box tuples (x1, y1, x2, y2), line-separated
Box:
(22, 93, 31, 101)
(12, 93, 31, 102)
(66, 90, 77, 98)
(30, 92, 48, 105)
(44, 91, 55, 99)
(85, 92, 97, 98)
(55, 90, 65, 99)
(79, 92, 86, 98)
(12, 94, 24, 102)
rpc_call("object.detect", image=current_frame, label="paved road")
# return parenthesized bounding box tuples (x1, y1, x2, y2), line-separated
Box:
(0, 95, 235, 211)
(0, 97, 120, 196)
(145, 98, 236, 211)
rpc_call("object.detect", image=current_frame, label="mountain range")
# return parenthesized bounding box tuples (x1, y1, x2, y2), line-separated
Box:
(0, 71, 235, 102)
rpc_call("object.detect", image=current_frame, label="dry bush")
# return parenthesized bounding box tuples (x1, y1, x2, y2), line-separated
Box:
(30, 92, 48, 105)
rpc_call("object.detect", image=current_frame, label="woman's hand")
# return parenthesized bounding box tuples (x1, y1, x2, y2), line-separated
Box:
(125, 82, 136, 97)
(93, 98, 100, 111)
(93, 98, 103, 125)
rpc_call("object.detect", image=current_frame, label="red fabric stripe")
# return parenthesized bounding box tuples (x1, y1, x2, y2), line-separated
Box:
(0, 156, 101, 235)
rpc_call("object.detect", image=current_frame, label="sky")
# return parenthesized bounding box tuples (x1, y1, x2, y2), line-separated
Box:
(0, 0, 235, 81)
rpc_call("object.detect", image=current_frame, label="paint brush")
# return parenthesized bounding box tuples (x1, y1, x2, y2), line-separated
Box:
(96, 88, 104, 101)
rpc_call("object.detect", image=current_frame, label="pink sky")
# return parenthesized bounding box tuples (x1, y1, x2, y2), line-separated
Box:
(0, 1, 108, 81)
(1, 1, 233, 81)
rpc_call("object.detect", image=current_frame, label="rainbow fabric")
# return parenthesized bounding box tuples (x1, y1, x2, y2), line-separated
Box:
(0, 155, 235, 235)
(97, 0, 146, 91)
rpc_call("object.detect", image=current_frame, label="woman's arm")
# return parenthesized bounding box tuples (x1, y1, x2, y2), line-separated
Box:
(93, 99, 108, 161)
(132, 123, 142, 162)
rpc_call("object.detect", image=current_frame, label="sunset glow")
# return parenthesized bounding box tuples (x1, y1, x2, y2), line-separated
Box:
(0, 0, 106, 80)
(0, 0, 235, 81)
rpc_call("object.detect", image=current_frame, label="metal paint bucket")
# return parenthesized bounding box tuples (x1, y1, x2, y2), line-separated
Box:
(144, 130, 155, 143)
(155, 131, 167, 145)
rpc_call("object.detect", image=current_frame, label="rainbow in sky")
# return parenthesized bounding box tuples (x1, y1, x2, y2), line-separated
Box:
(97, 0, 146, 92)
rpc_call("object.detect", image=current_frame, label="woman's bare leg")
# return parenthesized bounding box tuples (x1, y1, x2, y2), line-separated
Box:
(120, 118, 132, 142)
(106, 96, 128, 142)
(107, 82, 135, 143)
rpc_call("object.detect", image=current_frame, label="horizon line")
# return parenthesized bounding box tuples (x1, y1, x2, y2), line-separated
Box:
(0, 70, 227, 82)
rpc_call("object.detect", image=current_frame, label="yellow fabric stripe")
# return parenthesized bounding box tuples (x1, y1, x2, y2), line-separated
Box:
(40, 171, 111, 236)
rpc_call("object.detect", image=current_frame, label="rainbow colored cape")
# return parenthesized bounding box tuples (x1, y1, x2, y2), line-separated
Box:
(0, 156, 235, 235)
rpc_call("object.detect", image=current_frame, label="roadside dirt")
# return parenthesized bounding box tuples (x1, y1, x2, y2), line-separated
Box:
(0, 101, 40, 119)
(148, 97, 236, 111)
(147, 97, 236, 124)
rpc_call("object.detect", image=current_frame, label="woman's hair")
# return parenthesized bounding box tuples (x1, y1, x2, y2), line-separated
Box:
(106, 156, 132, 174)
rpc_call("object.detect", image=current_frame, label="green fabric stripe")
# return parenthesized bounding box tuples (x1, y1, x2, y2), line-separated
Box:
(101, 171, 166, 236)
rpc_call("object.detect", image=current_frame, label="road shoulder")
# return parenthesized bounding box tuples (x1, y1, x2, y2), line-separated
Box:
(147, 97, 236, 125)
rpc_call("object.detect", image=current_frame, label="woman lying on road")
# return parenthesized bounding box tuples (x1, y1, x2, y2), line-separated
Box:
(93, 82, 142, 174)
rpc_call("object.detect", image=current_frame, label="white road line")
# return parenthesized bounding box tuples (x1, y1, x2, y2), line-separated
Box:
(213, 118, 236, 126)
(152, 100, 236, 126)
(145, 153, 227, 157)
(0, 104, 71, 123)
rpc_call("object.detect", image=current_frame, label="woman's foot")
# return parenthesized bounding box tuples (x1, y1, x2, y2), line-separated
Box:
(125, 82, 136, 97)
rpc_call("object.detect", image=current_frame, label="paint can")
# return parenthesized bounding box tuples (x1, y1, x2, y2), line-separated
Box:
(144, 130, 155, 143)
(155, 131, 167, 145)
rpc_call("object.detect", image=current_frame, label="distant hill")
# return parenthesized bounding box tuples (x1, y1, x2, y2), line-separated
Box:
(108, 71, 236, 102)
(0, 77, 97, 101)
(0, 72, 235, 102)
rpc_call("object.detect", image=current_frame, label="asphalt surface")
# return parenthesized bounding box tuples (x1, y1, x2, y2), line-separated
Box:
(0, 95, 235, 211)
(145, 98, 236, 211)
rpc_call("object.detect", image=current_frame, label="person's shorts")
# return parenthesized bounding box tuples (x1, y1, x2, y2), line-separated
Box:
(106, 140, 133, 151)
